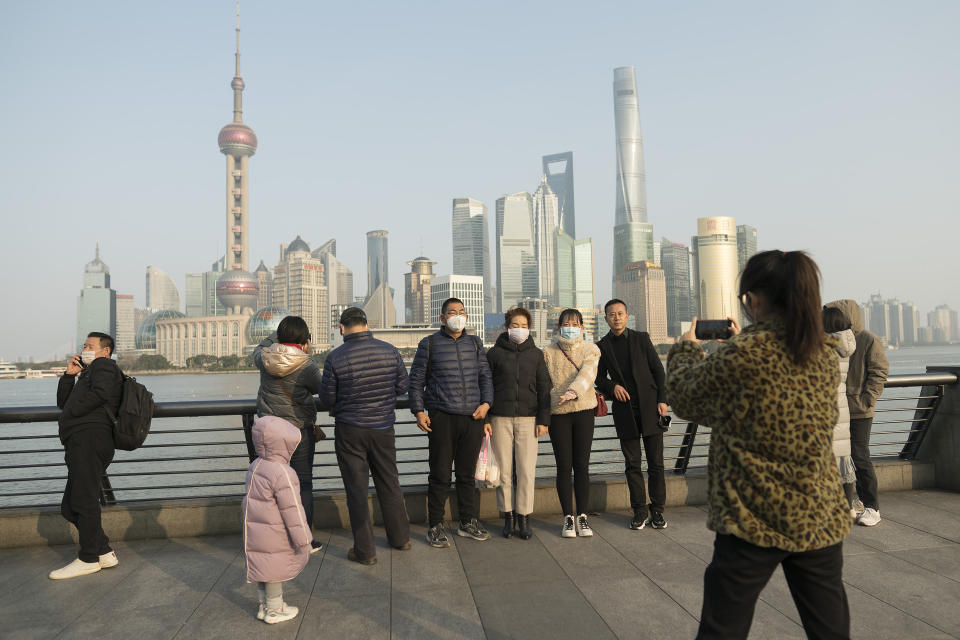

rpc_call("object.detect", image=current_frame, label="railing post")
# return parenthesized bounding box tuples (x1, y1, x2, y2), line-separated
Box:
(100, 474, 116, 506)
(242, 412, 257, 463)
(673, 422, 699, 474)
(900, 384, 945, 460)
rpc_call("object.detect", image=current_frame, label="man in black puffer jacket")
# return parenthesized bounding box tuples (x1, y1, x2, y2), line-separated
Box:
(52, 332, 122, 580)
(408, 297, 494, 549)
(320, 307, 411, 564)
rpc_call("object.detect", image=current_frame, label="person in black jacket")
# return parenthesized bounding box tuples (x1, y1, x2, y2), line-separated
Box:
(485, 307, 551, 539)
(408, 297, 494, 549)
(319, 307, 411, 564)
(51, 332, 122, 580)
(596, 299, 670, 531)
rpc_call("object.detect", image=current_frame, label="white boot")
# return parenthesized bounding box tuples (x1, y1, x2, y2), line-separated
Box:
(99, 551, 118, 568)
(49, 558, 101, 580)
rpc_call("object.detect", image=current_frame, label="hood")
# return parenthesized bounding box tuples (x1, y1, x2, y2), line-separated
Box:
(261, 342, 309, 377)
(252, 415, 302, 463)
(825, 299, 864, 334)
(831, 329, 857, 358)
(495, 331, 533, 351)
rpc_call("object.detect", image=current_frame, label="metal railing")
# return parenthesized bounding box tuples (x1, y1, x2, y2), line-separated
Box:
(0, 372, 955, 510)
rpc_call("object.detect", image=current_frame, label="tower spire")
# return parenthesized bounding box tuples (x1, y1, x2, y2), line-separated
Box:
(231, 0, 244, 123)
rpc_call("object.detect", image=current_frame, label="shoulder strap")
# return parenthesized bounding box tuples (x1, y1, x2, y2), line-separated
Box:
(560, 346, 581, 372)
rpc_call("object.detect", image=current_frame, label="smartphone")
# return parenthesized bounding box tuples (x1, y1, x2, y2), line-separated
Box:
(695, 319, 732, 341)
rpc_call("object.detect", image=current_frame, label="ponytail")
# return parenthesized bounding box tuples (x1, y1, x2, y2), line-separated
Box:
(739, 250, 825, 366)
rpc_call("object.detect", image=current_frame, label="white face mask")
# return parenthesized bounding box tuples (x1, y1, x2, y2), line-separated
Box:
(507, 327, 529, 344)
(80, 350, 96, 365)
(445, 315, 467, 332)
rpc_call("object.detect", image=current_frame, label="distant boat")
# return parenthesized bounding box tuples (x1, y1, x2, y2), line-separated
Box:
(0, 360, 20, 379)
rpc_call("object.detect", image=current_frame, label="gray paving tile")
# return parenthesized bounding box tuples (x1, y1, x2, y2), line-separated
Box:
(572, 574, 700, 639)
(310, 528, 391, 596)
(297, 593, 389, 639)
(470, 580, 617, 640)
(528, 516, 639, 582)
(875, 492, 960, 543)
(392, 524, 472, 589)
(391, 584, 485, 640)
(843, 551, 960, 636)
(888, 545, 960, 583)
(847, 516, 955, 553)
(454, 530, 566, 588)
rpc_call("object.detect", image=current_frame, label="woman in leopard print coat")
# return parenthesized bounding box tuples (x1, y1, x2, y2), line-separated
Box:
(667, 250, 851, 640)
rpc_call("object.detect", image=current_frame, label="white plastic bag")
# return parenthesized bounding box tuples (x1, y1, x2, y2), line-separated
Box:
(474, 433, 501, 488)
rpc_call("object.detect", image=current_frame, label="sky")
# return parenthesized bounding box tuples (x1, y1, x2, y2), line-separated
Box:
(1, 1, 958, 360)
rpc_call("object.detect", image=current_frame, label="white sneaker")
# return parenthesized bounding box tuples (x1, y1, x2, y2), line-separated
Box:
(49, 558, 102, 580)
(99, 551, 118, 568)
(856, 507, 881, 527)
(263, 603, 299, 624)
(561, 515, 576, 538)
(576, 514, 594, 537)
(256, 603, 265, 621)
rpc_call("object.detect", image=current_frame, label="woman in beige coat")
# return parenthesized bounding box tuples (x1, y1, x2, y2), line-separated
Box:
(543, 309, 601, 538)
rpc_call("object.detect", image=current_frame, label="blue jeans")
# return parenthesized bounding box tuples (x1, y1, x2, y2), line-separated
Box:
(288, 426, 316, 529)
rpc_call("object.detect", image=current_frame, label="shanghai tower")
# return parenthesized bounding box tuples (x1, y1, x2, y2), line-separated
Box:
(612, 66, 654, 288)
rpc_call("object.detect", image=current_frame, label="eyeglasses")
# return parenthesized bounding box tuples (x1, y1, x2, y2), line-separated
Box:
(444, 310, 467, 317)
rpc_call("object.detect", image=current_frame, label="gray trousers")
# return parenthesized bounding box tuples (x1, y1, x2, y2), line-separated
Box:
(490, 416, 538, 515)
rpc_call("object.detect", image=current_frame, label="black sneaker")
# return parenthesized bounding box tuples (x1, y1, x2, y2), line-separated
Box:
(310, 540, 323, 554)
(650, 511, 667, 529)
(427, 523, 451, 548)
(629, 511, 649, 530)
(457, 518, 492, 541)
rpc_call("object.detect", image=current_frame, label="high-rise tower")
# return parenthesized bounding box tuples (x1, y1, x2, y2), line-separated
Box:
(215, 4, 258, 313)
(612, 67, 654, 288)
(452, 198, 492, 313)
(542, 152, 576, 238)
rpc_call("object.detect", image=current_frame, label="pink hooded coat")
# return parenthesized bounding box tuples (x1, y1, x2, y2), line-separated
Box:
(242, 416, 312, 583)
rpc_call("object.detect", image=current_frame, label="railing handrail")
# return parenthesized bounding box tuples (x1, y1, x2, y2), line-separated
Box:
(0, 372, 955, 424)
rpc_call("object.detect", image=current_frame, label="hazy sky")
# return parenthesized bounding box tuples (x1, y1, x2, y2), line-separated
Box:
(1, 1, 958, 360)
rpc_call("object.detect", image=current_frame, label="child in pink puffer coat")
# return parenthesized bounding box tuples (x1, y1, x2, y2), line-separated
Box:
(243, 416, 313, 624)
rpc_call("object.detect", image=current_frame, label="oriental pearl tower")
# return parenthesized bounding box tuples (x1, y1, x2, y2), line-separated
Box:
(215, 3, 259, 314)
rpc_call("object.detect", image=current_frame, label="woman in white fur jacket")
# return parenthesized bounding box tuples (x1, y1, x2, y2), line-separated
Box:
(823, 306, 861, 517)
(542, 308, 601, 539)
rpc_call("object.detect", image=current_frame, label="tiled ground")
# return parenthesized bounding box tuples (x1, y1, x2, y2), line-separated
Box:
(2, 489, 960, 639)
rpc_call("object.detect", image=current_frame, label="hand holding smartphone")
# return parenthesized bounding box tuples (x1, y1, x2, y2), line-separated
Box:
(695, 319, 733, 341)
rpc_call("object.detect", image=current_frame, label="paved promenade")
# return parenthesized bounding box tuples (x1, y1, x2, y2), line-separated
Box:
(3, 489, 960, 639)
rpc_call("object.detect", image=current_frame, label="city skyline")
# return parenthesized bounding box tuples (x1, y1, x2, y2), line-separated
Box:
(1, 2, 958, 359)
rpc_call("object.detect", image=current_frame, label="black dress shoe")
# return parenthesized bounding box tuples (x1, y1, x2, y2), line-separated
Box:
(347, 548, 377, 565)
(502, 511, 514, 538)
(517, 514, 532, 540)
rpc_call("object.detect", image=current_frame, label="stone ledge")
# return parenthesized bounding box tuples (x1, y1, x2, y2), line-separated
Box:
(0, 458, 932, 549)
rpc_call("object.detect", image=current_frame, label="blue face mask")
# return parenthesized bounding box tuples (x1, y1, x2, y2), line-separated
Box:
(560, 327, 581, 340)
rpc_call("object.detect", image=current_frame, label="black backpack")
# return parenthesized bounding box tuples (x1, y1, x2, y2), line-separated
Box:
(109, 374, 155, 451)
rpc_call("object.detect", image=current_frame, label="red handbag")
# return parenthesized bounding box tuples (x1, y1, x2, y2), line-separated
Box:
(559, 347, 607, 418)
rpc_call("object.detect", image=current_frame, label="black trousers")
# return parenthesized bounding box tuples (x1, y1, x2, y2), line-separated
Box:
(61, 428, 115, 563)
(850, 417, 879, 510)
(427, 410, 485, 528)
(620, 430, 666, 515)
(289, 426, 316, 529)
(335, 424, 410, 560)
(548, 409, 595, 516)
(697, 534, 849, 640)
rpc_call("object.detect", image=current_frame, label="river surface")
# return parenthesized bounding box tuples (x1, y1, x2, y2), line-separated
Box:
(1, 345, 957, 508)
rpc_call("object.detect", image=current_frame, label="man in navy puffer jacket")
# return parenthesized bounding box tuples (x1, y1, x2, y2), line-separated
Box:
(320, 307, 410, 563)
(408, 297, 494, 549)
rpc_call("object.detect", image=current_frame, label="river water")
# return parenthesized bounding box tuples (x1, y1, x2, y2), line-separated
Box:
(1, 345, 958, 508)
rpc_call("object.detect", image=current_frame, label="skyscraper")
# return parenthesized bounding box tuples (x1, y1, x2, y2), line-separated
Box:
(366, 230, 389, 300)
(115, 294, 135, 356)
(495, 192, 537, 312)
(431, 275, 484, 337)
(146, 266, 181, 312)
(868, 294, 890, 343)
(405, 256, 436, 324)
(887, 298, 904, 347)
(542, 152, 575, 238)
(901, 302, 920, 345)
(313, 239, 353, 308)
(612, 66, 654, 285)
(532, 175, 559, 306)
(254, 260, 274, 309)
(452, 198, 492, 312)
(555, 230, 595, 310)
(76, 245, 117, 351)
(660, 239, 693, 337)
(737, 225, 758, 273)
(693, 217, 739, 320)
(184, 273, 204, 317)
(614, 261, 668, 345)
(272, 236, 330, 351)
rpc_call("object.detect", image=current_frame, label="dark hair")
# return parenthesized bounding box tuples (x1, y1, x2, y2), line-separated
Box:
(503, 307, 532, 328)
(557, 308, 583, 327)
(604, 299, 628, 314)
(87, 332, 114, 356)
(739, 250, 824, 365)
(441, 297, 464, 315)
(277, 316, 311, 345)
(822, 307, 851, 333)
(339, 307, 368, 329)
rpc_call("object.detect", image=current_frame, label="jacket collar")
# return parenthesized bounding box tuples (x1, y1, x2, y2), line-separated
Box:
(344, 331, 372, 343)
(438, 326, 471, 340)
